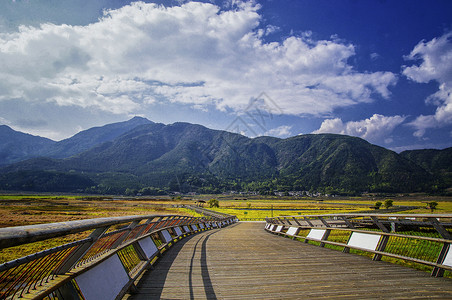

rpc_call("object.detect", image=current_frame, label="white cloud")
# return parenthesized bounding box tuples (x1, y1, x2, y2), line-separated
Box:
(370, 52, 380, 61)
(264, 25, 280, 36)
(313, 114, 406, 144)
(0, 1, 397, 123)
(0, 116, 12, 126)
(403, 31, 452, 137)
(313, 118, 344, 134)
(265, 125, 292, 137)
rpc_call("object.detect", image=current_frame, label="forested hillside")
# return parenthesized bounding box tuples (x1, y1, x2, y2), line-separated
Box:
(0, 118, 449, 195)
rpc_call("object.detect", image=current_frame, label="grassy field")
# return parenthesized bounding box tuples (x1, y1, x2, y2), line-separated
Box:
(0, 195, 198, 228)
(0, 194, 203, 263)
(200, 194, 452, 219)
(1, 193, 451, 228)
(0, 193, 451, 263)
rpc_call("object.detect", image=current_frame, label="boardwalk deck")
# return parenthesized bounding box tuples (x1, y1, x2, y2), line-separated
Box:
(125, 222, 452, 299)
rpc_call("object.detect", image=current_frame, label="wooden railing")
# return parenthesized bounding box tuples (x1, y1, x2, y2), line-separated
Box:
(182, 205, 236, 220)
(0, 212, 236, 299)
(266, 213, 452, 277)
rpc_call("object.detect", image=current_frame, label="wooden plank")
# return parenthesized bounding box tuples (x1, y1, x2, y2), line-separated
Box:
(124, 222, 452, 299)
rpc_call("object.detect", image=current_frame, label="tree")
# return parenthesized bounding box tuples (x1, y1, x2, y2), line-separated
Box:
(208, 198, 219, 208)
(125, 188, 137, 196)
(374, 201, 382, 209)
(427, 201, 438, 212)
(384, 199, 393, 209)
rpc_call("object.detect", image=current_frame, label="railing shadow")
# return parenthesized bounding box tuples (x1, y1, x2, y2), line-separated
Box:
(191, 230, 218, 300)
(131, 229, 223, 300)
(130, 233, 196, 299)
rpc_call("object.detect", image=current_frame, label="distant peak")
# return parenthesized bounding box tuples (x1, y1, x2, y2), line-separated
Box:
(130, 116, 147, 120)
(129, 116, 153, 123)
(0, 124, 24, 134)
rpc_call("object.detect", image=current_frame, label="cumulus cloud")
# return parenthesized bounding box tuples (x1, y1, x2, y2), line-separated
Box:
(313, 114, 406, 144)
(0, 1, 397, 119)
(265, 125, 292, 137)
(403, 31, 452, 137)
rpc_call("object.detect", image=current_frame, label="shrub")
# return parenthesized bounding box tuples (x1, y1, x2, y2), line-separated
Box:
(384, 199, 393, 209)
(208, 198, 219, 208)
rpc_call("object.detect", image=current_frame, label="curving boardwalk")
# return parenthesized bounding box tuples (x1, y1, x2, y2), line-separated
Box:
(125, 222, 452, 299)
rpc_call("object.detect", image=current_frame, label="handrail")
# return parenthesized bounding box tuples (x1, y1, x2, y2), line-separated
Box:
(0, 214, 176, 249)
(267, 213, 452, 219)
(266, 213, 452, 238)
(0, 211, 237, 300)
(184, 205, 236, 220)
(266, 213, 452, 278)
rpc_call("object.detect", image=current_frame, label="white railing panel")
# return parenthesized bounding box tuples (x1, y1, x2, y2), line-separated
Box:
(161, 230, 172, 243)
(174, 227, 183, 236)
(138, 237, 158, 259)
(286, 227, 299, 236)
(306, 229, 326, 241)
(442, 245, 452, 267)
(347, 232, 381, 251)
(75, 254, 129, 300)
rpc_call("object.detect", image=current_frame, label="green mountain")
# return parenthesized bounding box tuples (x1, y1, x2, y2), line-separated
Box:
(270, 134, 431, 193)
(0, 125, 55, 166)
(401, 147, 452, 190)
(0, 117, 152, 165)
(0, 120, 440, 195)
(44, 116, 153, 158)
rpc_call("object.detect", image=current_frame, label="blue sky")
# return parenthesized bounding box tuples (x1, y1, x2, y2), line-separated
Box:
(0, 0, 451, 152)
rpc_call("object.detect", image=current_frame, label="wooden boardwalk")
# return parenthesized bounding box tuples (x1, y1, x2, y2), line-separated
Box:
(125, 222, 452, 299)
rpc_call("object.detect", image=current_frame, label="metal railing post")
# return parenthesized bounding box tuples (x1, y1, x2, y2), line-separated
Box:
(370, 216, 390, 261)
(303, 217, 314, 227)
(110, 220, 141, 249)
(320, 229, 331, 248)
(147, 216, 164, 233)
(318, 217, 330, 228)
(432, 243, 450, 277)
(56, 226, 110, 274)
(429, 217, 451, 277)
(284, 217, 292, 226)
(340, 216, 355, 228)
(292, 217, 302, 226)
(132, 218, 156, 238)
(370, 216, 390, 233)
(428, 217, 452, 239)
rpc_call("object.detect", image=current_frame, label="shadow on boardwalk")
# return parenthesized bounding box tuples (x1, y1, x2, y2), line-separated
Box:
(126, 222, 452, 299)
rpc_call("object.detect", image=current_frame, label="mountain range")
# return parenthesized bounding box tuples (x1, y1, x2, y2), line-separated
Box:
(0, 117, 450, 195)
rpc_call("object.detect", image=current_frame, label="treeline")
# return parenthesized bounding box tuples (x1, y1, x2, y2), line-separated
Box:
(0, 169, 447, 196)
(86, 172, 446, 196)
(0, 170, 94, 193)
